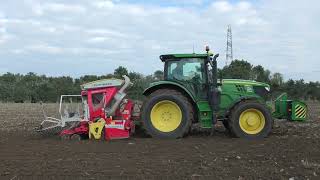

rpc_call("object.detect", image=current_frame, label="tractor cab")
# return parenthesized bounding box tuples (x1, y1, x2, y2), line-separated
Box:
(160, 53, 215, 101)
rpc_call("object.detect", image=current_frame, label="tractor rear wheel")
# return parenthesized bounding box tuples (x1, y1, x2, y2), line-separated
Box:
(228, 101, 273, 139)
(142, 89, 194, 138)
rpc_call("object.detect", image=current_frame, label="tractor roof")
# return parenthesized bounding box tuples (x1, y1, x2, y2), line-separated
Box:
(160, 53, 213, 62)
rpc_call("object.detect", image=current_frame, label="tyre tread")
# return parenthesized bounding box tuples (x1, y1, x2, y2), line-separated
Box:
(142, 89, 194, 138)
(228, 100, 273, 139)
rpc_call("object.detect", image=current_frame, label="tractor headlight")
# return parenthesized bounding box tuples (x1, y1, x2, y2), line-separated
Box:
(265, 86, 270, 92)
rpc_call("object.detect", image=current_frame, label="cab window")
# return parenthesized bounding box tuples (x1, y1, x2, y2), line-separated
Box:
(91, 93, 104, 111)
(167, 58, 204, 82)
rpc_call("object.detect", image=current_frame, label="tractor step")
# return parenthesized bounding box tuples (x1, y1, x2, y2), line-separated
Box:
(197, 101, 213, 128)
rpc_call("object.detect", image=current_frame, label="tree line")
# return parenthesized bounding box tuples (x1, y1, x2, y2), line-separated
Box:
(0, 59, 319, 103)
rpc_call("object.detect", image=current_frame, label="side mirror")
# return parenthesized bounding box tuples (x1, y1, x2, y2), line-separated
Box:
(209, 53, 219, 67)
(213, 54, 219, 61)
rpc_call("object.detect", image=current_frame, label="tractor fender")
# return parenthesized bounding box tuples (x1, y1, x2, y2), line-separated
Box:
(143, 81, 198, 122)
(223, 96, 261, 118)
(143, 81, 196, 103)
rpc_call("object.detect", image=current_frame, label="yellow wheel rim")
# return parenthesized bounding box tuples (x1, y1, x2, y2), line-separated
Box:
(239, 108, 265, 135)
(150, 100, 182, 132)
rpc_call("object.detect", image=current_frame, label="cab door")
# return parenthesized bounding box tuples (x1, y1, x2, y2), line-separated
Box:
(88, 90, 105, 121)
(87, 87, 118, 121)
(166, 58, 208, 100)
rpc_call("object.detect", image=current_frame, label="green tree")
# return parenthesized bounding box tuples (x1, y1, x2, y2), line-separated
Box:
(269, 73, 284, 96)
(153, 70, 164, 80)
(114, 66, 128, 78)
(79, 75, 99, 83)
(23, 72, 42, 102)
(252, 65, 270, 83)
(128, 72, 143, 82)
(0, 73, 17, 102)
(270, 73, 283, 86)
(222, 60, 252, 80)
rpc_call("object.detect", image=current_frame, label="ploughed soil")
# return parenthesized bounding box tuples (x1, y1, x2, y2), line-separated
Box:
(0, 103, 320, 180)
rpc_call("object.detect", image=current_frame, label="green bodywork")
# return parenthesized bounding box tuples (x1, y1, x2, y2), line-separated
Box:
(218, 79, 269, 112)
(144, 53, 271, 128)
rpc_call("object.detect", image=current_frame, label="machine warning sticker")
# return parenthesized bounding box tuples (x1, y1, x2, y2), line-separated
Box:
(105, 120, 125, 129)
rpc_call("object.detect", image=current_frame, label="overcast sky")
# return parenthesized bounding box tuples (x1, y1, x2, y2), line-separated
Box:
(0, 0, 319, 81)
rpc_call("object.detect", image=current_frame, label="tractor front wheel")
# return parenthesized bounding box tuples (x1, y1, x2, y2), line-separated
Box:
(142, 89, 194, 139)
(228, 101, 273, 139)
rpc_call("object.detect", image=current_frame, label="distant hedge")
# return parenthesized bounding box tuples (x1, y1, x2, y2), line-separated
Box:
(0, 61, 319, 103)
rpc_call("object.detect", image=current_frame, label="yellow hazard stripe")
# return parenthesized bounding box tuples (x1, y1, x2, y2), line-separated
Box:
(296, 108, 306, 118)
(301, 109, 307, 118)
(295, 106, 303, 113)
(296, 108, 304, 115)
(296, 108, 305, 117)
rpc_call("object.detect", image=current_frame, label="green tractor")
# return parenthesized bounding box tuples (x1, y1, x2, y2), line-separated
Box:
(141, 47, 273, 139)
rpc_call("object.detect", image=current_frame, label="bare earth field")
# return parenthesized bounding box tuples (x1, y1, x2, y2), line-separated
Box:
(0, 103, 320, 180)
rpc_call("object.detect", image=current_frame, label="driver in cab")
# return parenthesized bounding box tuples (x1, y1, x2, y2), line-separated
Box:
(171, 62, 201, 82)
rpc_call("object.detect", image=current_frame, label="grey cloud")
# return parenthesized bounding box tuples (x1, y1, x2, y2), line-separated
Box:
(0, 0, 319, 82)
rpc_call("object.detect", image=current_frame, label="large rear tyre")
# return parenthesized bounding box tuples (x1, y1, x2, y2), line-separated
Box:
(228, 101, 273, 139)
(142, 89, 194, 139)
